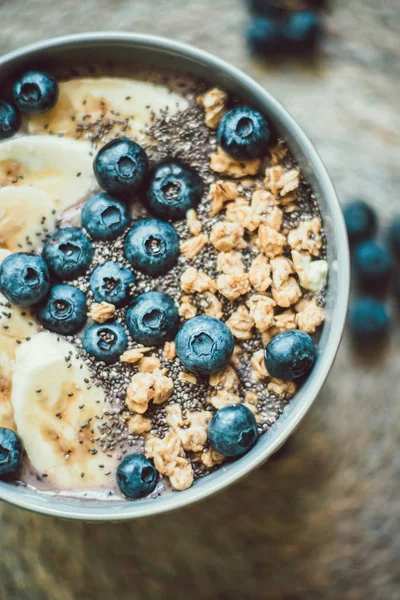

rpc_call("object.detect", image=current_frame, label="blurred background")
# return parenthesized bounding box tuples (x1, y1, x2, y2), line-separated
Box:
(1, 1, 400, 598)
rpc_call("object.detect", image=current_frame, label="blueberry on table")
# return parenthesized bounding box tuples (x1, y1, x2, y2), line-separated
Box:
(353, 240, 393, 289)
(13, 71, 59, 115)
(247, 17, 283, 56)
(217, 107, 273, 160)
(175, 316, 234, 375)
(126, 291, 180, 346)
(265, 330, 316, 380)
(208, 404, 258, 458)
(37, 283, 87, 335)
(146, 161, 204, 221)
(82, 192, 131, 241)
(90, 261, 135, 308)
(281, 10, 323, 52)
(0, 428, 23, 478)
(343, 200, 377, 245)
(0, 252, 50, 307)
(42, 227, 94, 280)
(123, 218, 180, 277)
(93, 138, 149, 198)
(117, 454, 158, 500)
(0, 101, 20, 139)
(348, 297, 390, 343)
(83, 321, 128, 364)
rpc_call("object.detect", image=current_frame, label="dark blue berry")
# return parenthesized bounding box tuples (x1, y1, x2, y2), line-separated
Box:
(0, 253, 50, 307)
(175, 316, 234, 375)
(264, 330, 316, 380)
(0, 427, 23, 478)
(90, 261, 135, 308)
(282, 10, 322, 51)
(126, 291, 180, 346)
(208, 404, 258, 458)
(83, 321, 128, 364)
(388, 216, 400, 257)
(124, 218, 180, 276)
(343, 200, 377, 245)
(146, 161, 204, 221)
(217, 107, 273, 160)
(82, 192, 131, 241)
(13, 71, 59, 115)
(348, 298, 390, 343)
(116, 453, 158, 500)
(0, 101, 20, 139)
(353, 240, 393, 289)
(94, 138, 149, 198)
(247, 17, 283, 55)
(42, 227, 94, 280)
(37, 283, 87, 335)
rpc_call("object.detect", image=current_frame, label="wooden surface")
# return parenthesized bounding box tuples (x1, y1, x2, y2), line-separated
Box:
(1, 1, 400, 598)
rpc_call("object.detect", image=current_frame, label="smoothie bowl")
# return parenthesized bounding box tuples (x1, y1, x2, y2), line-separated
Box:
(0, 33, 349, 520)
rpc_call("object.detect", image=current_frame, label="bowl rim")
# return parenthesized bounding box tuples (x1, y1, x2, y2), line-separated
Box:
(0, 32, 350, 521)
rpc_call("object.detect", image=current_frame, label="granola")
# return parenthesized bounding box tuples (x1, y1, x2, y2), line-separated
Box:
(88, 301, 116, 323)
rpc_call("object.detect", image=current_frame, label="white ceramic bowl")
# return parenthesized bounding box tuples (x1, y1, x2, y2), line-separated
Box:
(0, 33, 350, 520)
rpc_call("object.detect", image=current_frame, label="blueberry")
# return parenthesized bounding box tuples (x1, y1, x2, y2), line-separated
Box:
(124, 218, 180, 277)
(0, 428, 23, 478)
(90, 261, 135, 308)
(282, 10, 322, 52)
(83, 321, 128, 364)
(37, 283, 87, 335)
(247, 17, 283, 55)
(388, 216, 400, 257)
(146, 161, 204, 221)
(0, 101, 20, 139)
(0, 252, 50, 307)
(13, 71, 59, 115)
(116, 453, 158, 500)
(353, 240, 393, 289)
(93, 138, 149, 198)
(264, 330, 316, 380)
(217, 107, 273, 160)
(126, 291, 180, 346)
(343, 200, 377, 245)
(42, 227, 94, 280)
(348, 297, 390, 342)
(175, 316, 234, 375)
(82, 192, 131, 241)
(208, 404, 258, 458)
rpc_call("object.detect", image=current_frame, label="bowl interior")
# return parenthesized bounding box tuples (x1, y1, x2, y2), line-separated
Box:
(0, 33, 349, 520)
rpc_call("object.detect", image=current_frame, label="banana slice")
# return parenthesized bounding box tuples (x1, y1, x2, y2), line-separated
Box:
(0, 135, 97, 212)
(0, 186, 57, 252)
(0, 336, 17, 430)
(25, 77, 188, 143)
(11, 332, 116, 489)
(0, 248, 11, 263)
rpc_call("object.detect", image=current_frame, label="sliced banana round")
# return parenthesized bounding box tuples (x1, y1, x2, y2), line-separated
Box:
(0, 335, 17, 430)
(0, 135, 97, 212)
(11, 332, 116, 489)
(0, 186, 57, 252)
(25, 77, 188, 143)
